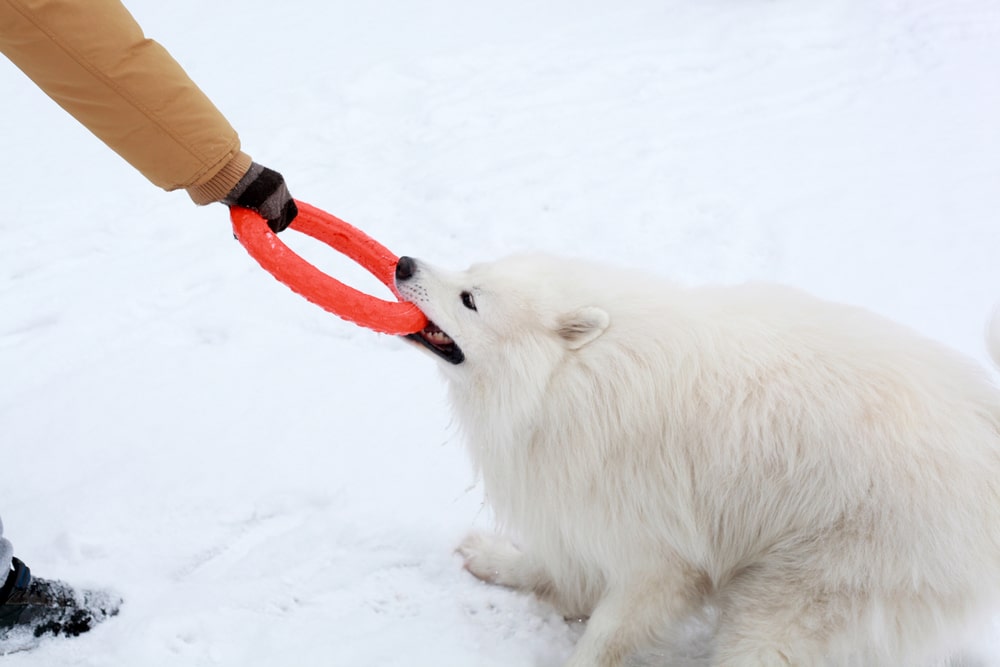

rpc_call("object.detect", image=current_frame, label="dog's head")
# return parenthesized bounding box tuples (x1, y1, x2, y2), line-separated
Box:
(394, 254, 611, 374)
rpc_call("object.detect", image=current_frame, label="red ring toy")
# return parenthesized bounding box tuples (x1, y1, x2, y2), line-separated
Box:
(231, 200, 428, 335)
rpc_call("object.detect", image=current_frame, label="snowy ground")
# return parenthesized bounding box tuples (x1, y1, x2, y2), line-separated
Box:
(2, 0, 1000, 665)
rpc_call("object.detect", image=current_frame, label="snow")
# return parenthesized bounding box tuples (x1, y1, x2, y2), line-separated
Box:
(2, 0, 1000, 664)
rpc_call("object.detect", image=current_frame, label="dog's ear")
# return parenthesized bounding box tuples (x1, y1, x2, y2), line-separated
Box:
(557, 306, 610, 350)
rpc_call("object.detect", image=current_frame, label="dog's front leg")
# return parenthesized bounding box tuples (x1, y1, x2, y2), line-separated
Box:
(563, 565, 705, 667)
(457, 532, 552, 592)
(459, 532, 601, 619)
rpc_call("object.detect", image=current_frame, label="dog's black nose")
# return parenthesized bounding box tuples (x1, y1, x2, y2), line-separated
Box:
(396, 256, 416, 281)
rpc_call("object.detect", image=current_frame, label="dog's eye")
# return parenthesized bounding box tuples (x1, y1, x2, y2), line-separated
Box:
(460, 291, 477, 311)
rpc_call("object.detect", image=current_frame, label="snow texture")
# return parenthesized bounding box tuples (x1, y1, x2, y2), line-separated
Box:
(2, 0, 1000, 664)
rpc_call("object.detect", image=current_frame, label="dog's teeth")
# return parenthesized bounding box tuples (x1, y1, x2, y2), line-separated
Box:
(426, 331, 452, 345)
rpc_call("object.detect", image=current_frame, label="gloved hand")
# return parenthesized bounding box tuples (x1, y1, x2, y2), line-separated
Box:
(223, 162, 298, 233)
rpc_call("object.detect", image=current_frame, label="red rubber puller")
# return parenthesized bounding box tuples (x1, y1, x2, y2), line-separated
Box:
(231, 200, 428, 335)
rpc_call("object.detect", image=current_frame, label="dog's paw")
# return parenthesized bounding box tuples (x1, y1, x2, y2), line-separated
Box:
(456, 532, 525, 587)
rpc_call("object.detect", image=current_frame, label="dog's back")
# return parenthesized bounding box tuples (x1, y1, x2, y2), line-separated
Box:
(988, 305, 1000, 370)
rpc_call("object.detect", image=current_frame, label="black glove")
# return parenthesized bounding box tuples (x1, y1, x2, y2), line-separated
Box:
(223, 162, 298, 233)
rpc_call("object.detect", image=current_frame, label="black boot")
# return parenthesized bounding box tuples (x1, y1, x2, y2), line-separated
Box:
(0, 558, 121, 652)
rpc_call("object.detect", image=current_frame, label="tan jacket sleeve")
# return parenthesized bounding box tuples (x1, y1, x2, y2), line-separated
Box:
(0, 0, 252, 204)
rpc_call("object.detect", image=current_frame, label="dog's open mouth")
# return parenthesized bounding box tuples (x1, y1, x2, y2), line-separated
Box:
(406, 321, 465, 365)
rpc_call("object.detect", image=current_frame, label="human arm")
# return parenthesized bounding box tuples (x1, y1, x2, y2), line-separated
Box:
(0, 0, 295, 231)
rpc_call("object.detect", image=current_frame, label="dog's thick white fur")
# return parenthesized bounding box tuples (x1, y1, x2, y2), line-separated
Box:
(395, 254, 1000, 667)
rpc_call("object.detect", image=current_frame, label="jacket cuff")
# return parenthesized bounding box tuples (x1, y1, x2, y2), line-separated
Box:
(186, 151, 254, 205)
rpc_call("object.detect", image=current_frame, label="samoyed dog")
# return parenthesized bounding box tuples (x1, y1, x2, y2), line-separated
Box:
(394, 253, 1000, 667)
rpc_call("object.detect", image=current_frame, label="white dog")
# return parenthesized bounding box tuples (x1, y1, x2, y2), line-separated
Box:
(394, 253, 1000, 667)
